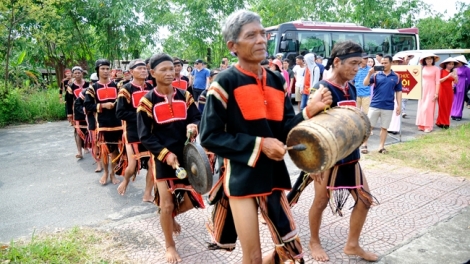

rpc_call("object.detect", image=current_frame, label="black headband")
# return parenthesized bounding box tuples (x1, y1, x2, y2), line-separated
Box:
(173, 61, 183, 66)
(150, 57, 173, 70)
(130, 62, 146, 69)
(325, 52, 363, 70)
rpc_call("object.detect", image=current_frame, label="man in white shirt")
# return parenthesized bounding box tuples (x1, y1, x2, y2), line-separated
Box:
(292, 55, 306, 111)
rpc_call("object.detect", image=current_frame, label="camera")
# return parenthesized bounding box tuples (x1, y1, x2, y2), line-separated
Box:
(374, 66, 384, 71)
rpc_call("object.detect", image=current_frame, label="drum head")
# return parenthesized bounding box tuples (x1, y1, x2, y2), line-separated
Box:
(183, 142, 213, 194)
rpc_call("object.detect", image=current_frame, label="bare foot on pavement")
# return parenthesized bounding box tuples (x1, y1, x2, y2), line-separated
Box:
(165, 246, 182, 263)
(344, 245, 378, 262)
(310, 241, 329, 262)
(99, 173, 108, 185)
(117, 178, 129, 195)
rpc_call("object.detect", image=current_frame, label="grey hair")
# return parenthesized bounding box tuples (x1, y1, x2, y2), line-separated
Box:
(128, 59, 144, 69)
(222, 10, 261, 43)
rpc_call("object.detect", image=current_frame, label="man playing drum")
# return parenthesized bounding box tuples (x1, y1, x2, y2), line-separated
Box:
(288, 41, 378, 262)
(199, 10, 332, 264)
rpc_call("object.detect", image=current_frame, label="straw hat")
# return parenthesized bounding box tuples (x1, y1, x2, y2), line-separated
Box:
(439, 57, 458, 69)
(453, 55, 468, 65)
(419, 53, 440, 64)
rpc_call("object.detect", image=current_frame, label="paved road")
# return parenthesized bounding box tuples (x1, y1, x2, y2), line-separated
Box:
(0, 100, 469, 244)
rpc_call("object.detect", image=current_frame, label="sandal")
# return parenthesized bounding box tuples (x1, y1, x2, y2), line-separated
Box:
(360, 145, 369, 154)
(378, 148, 387, 154)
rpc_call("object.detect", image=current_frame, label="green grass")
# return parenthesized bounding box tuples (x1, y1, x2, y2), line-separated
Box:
(366, 123, 470, 177)
(0, 87, 66, 127)
(0, 227, 127, 263)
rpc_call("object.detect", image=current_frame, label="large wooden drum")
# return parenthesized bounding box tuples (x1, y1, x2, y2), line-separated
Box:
(286, 106, 371, 173)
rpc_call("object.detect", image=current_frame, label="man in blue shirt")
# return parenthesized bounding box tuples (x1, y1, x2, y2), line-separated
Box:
(353, 55, 371, 114)
(190, 59, 210, 101)
(361, 55, 402, 154)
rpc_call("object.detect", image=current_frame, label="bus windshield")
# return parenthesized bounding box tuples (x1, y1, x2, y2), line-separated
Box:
(267, 32, 278, 57)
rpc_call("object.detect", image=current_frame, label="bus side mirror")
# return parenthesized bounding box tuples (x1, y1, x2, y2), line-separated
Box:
(280, 41, 288, 51)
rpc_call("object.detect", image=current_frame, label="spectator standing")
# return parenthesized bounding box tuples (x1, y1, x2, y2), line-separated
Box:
(354, 54, 371, 114)
(387, 56, 405, 134)
(367, 57, 375, 98)
(436, 57, 458, 129)
(190, 59, 210, 101)
(375, 53, 383, 66)
(361, 55, 402, 154)
(283, 59, 294, 97)
(292, 55, 306, 111)
(450, 55, 470, 121)
(302, 53, 320, 110)
(416, 53, 440, 133)
(315, 56, 325, 80)
(270, 59, 289, 93)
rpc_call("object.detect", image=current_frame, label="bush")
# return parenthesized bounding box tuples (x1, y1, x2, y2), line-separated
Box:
(0, 85, 66, 127)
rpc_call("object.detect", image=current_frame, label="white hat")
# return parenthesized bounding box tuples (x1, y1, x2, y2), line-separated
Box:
(453, 55, 468, 65)
(90, 73, 98, 81)
(419, 53, 440, 64)
(392, 56, 404, 62)
(439, 57, 458, 69)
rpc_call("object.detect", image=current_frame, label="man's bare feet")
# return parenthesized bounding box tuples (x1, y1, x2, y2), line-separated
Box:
(309, 241, 329, 262)
(165, 246, 182, 263)
(173, 219, 181, 235)
(99, 173, 108, 185)
(110, 174, 120, 185)
(75, 154, 83, 159)
(344, 245, 378, 262)
(117, 178, 129, 195)
(95, 164, 103, 173)
(142, 194, 154, 203)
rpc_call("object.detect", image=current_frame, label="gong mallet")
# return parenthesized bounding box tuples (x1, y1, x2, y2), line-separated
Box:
(285, 144, 307, 151)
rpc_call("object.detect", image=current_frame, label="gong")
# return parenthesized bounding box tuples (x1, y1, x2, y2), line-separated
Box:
(183, 142, 213, 194)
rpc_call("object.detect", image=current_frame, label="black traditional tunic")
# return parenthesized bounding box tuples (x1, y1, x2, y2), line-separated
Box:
(200, 64, 306, 263)
(84, 81, 122, 153)
(116, 82, 153, 144)
(137, 88, 200, 180)
(199, 64, 309, 197)
(66, 80, 89, 121)
(84, 81, 121, 129)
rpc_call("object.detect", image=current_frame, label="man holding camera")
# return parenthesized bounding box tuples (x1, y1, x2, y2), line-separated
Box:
(354, 54, 371, 115)
(361, 55, 402, 154)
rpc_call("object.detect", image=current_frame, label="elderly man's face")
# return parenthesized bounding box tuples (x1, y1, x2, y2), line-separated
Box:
(230, 21, 267, 63)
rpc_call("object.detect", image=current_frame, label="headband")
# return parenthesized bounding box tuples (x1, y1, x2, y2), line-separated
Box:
(325, 52, 363, 70)
(173, 60, 183, 66)
(130, 62, 146, 69)
(72, 66, 83, 73)
(64, 69, 71, 73)
(150, 56, 173, 70)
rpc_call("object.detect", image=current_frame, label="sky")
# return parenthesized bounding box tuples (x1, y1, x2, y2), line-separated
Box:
(422, 0, 465, 18)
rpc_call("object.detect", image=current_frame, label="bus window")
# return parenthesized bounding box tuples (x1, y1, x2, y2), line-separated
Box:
(364, 34, 391, 55)
(332, 32, 364, 50)
(298, 31, 330, 58)
(391, 34, 417, 53)
(267, 32, 278, 57)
